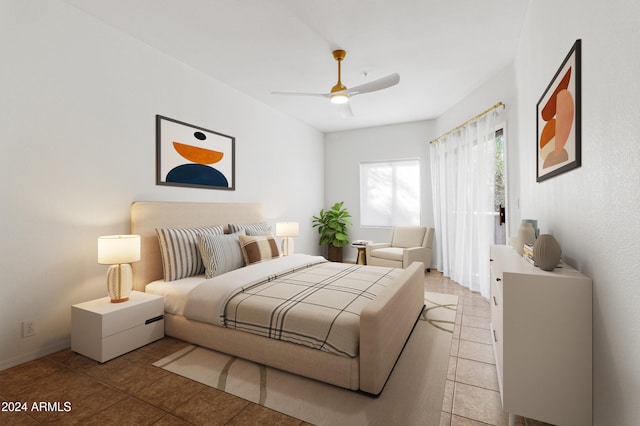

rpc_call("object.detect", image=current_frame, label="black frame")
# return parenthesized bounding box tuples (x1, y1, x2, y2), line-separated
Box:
(536, 39, 581, 182)
(156, 115, 235, 190)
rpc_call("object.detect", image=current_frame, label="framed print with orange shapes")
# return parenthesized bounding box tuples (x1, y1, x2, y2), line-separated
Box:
(156, 115, 235, 190)
(536, 39, 581, 182)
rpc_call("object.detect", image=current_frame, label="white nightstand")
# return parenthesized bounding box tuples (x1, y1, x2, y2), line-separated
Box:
(71, 290, 164, 362)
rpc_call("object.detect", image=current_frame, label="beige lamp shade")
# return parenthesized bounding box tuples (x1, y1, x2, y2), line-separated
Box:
(276, 222, 299, 238)
(97, 235, 140, 303)
(98, 235, 141, 265)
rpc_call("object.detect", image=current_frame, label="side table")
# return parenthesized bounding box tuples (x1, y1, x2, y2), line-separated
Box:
(71, 290, 164, 362)
(351, 243, 367, 265)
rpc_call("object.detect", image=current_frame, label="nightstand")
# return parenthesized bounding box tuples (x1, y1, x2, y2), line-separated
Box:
(71, 290, 164, 362)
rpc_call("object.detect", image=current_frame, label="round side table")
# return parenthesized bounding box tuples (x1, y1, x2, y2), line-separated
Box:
(351, 243, 367, 265)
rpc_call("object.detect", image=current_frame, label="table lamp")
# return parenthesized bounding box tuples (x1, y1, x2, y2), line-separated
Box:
(276, 222, 299, 256)
(98, 235, 141, 303)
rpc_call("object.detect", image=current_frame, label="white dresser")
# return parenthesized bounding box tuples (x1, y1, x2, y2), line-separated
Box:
(490, 245, 592, 425)
(71, 291, 164, 362)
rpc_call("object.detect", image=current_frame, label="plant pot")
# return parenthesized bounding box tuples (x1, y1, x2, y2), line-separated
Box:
(327, 244, 343, 262)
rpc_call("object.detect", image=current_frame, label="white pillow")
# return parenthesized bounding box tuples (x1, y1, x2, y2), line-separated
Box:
(198, 232, 246, 279)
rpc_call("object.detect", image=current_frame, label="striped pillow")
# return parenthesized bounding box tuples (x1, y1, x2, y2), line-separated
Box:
(239, 234, 280, 265)
(228, 222, 271, 234)
(156, 225, 224, 281)
(246, 229, 272, 236)
(197, 232, 246, 279)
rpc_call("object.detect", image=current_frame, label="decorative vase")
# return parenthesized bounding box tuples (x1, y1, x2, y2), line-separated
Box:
(516, 223, 536, 255)
(533, 234, 562, 271)
(521, 219, 540, 238)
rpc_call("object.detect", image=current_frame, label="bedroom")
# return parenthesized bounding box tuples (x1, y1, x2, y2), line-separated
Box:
(1, 0, 639, 425)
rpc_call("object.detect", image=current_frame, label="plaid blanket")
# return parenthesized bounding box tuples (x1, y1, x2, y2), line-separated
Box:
(224, 262, 403, 357)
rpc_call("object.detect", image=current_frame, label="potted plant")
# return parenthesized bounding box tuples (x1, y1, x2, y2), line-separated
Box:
(312, 201, 352, 262)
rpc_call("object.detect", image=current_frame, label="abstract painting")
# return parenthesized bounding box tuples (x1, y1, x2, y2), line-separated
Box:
(156, 115, 235, 190)
(536, 39, 581, 182)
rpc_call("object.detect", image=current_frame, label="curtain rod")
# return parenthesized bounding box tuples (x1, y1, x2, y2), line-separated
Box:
(428, 101, 505, 144)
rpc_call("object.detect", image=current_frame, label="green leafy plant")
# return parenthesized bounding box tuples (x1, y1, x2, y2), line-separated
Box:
(312, 201, 352, 248)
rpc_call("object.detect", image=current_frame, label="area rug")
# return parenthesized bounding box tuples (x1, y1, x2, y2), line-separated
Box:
(153, 291, 457, 426)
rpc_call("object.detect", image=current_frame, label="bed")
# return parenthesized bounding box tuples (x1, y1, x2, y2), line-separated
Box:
(130, 201, 425, 395)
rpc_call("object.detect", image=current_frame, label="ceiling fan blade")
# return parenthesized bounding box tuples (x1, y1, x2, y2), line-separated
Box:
(346, 73, 400, 97)
(338, 102, 354, 118)
(271, 91, 329, 99)
(271, 50, 399, 114)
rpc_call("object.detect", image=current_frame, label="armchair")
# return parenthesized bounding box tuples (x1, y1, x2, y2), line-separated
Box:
(366, 226, 434, 271)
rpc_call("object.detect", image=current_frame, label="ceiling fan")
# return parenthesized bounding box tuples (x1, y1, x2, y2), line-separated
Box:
(272, 50, 400, 108)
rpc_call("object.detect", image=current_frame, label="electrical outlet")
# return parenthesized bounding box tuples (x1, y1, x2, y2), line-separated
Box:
(22, 320, 35, 338)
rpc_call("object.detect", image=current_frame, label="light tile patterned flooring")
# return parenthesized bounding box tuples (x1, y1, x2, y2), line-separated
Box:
(0, 270, 551, 425)
(426, 271, 551, 426)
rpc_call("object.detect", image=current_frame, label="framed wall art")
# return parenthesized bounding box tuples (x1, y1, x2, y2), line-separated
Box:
(156, 115, 235, 190)
(536, 39, 581, 182)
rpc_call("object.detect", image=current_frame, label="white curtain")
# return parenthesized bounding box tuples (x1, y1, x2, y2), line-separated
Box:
(429, 107, 503, 298)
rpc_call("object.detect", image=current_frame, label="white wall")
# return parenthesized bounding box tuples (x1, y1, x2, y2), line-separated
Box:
(324, 120, 436, 262)
(0, 0, 324, 369)
(515, 1, 640, 424)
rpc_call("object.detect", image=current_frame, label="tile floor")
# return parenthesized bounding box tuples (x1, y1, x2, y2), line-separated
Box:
(0, 271, 551, 425)
(426, 272, 551, 426)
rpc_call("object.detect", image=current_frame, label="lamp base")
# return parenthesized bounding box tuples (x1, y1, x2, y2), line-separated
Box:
(280, 238, 295, 256)
(106, 263, 133, 303)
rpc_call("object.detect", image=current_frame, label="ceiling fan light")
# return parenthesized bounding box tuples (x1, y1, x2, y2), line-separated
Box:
(330, 93, 349, 104)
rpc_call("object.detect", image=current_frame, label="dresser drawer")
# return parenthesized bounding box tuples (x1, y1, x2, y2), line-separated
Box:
(490, 267, 504, 387)
(101, 297, 163, 337)
(101, 319, 164, 361)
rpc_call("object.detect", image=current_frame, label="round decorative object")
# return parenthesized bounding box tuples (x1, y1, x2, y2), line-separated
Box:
(533, 234, 562, 271)
(516, 222, 536, 255)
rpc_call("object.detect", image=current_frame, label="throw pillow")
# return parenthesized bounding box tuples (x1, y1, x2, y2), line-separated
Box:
(238, 234, 280, 265)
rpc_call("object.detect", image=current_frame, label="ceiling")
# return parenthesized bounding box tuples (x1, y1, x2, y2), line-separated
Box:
(62, 0, 529, 133)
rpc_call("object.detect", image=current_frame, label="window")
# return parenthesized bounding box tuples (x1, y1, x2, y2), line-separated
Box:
(360, 159, 420, 227)
(493, 128, 506, 245)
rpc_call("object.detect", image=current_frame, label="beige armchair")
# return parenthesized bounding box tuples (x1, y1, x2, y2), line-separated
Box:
(366, 226, 434, 271)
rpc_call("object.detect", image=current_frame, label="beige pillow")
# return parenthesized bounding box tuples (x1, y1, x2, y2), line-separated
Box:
(238, 234, 280, 265)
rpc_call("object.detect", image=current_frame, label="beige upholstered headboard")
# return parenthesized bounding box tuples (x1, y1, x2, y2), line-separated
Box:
(130, 201, 262, 291)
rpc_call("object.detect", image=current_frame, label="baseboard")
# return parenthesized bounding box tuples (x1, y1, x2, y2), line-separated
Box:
(0, 338, 70, 371)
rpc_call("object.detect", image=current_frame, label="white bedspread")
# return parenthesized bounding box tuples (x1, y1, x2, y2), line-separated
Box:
(183, 254, 327, 326)
(182, 254, 403, 357)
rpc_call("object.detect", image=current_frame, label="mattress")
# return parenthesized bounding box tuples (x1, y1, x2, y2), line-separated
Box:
(145, 275, 204, 316)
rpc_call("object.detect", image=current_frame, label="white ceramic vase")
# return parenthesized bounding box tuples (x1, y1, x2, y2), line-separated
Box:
(516, 222, 536, 255)
(533, 234, 562, 271)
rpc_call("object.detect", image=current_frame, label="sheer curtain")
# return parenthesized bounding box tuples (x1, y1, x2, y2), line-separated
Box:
(429, 107, 503, 298)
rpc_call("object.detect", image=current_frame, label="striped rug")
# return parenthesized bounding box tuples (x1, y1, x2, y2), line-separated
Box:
(154, 291, 457, 426)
